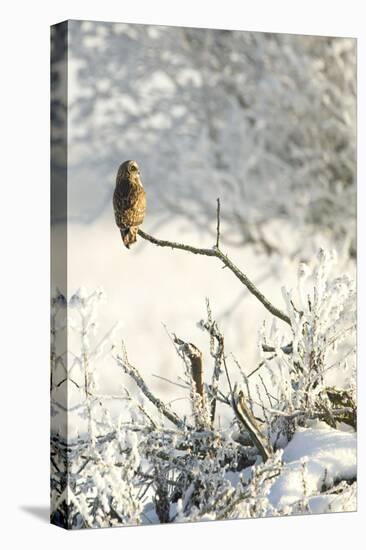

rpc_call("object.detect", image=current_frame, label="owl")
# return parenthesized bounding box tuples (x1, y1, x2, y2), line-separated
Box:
(113, 160, 146, 248)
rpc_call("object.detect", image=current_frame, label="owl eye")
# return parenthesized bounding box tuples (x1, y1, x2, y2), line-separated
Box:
(130, 165, 137, 172)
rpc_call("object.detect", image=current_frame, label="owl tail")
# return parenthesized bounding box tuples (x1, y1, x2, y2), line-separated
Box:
(120, 226, 138, 249)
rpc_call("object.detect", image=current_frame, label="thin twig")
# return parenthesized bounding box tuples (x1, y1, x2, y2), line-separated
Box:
(115, 344, 185, 429)
(231, 353, 254, 415)
(262, 343, 293, 354)
(258, 374, 277, 407)
(247, 355, 277, 378)
(216, 197, 221, 248)
(122, 386, 158, 429)
(152, 373, 189, 391)
(199, 299, 225, 423)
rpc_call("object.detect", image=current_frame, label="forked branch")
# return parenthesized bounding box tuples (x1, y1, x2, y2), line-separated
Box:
(138, 199, 291, 326)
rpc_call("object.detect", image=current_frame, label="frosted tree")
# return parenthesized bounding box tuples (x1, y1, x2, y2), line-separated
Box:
(59, 23, 356, 258)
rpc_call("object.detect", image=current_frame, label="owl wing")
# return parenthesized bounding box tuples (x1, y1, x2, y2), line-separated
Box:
(128, 187, 146, 226)
(113, 179, 146, 228)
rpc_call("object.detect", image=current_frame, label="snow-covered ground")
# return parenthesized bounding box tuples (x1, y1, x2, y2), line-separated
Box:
(269, 421, 356, 512)
(142, 421, 357, 523)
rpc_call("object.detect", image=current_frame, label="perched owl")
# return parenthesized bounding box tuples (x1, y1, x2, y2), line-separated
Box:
(113, 160, 146, 248)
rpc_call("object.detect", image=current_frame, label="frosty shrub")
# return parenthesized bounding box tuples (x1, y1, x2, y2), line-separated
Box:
(50, 250, 356, 528)
(258, 248, 356, 446)
(51, 289, 143, 528)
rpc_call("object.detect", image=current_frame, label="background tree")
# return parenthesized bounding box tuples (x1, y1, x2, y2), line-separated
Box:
(52, 23, 356, 261)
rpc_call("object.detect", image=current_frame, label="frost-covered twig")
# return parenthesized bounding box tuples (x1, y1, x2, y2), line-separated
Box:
(115, 343, 185, 430)
(198, 299, 225, 423)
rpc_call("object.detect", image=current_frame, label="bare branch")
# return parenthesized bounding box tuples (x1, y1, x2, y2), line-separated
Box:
(216, 197, 221, 248)
(172, 336, 204, 398)
(247, 358, 273, 379)
(138, 216, 290, 326)
(232, 387, 273, 462)
(172, 335, 207, 429)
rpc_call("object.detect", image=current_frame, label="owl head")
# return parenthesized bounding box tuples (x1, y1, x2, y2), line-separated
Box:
(117, 160, 141, 181)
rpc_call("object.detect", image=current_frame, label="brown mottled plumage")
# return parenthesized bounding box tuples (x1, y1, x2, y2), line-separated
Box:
(113, 160, 146, 248)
